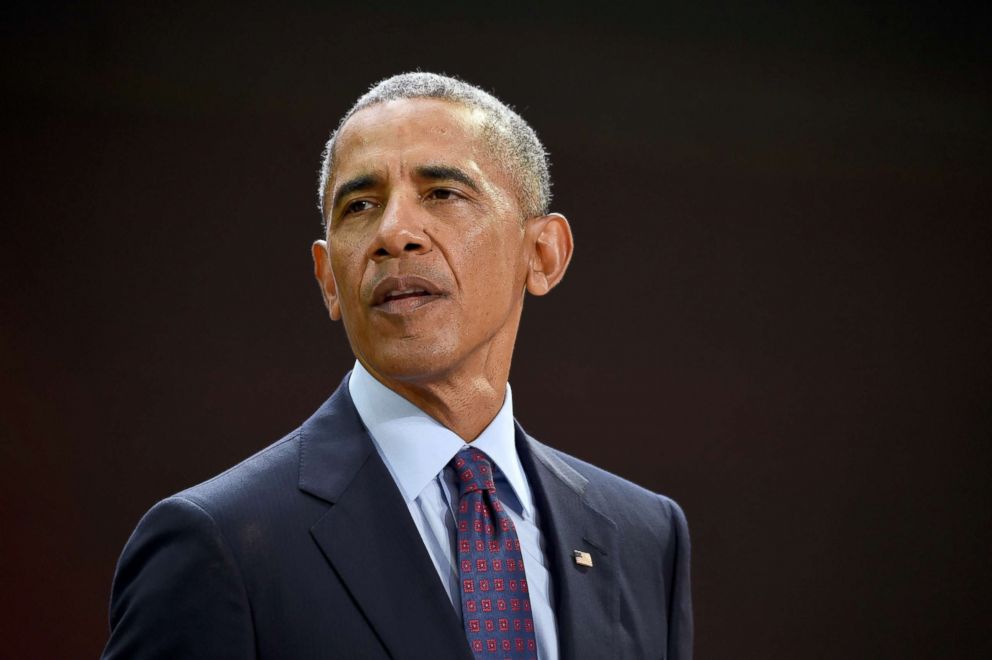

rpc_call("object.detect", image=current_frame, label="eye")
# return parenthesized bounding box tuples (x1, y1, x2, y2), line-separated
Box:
(342, 199, 376, 216)
(424, 188, 461, 202)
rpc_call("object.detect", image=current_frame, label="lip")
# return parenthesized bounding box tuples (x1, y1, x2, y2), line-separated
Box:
(370, 275, 447, 314)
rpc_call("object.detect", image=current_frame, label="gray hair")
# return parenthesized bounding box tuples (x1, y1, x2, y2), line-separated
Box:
(317, 72, 551, 225)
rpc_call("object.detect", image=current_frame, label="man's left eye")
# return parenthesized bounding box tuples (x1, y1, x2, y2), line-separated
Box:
(426, 189, 459, 201)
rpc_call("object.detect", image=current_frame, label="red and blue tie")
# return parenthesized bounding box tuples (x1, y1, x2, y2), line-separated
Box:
(450, 448, 538, 659)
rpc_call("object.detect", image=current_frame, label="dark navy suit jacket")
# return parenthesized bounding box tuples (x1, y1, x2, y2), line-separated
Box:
(103, 377, 692, 659)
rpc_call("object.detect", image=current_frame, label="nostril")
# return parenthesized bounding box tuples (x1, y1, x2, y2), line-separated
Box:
(374, 247, 390, 257)
(404, 242, 423, 252)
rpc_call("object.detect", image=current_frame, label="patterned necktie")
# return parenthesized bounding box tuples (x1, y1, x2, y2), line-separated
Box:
(450, 448, 538, 660)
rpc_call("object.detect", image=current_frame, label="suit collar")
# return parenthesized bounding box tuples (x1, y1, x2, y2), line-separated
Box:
(522, 430, 589, 495)
(346, 361, 533, 517)
(517, 424, 620, 660)
(297, 374, 374, 503)
(298, 375, 472, 660)
(298, 377, 619, 660)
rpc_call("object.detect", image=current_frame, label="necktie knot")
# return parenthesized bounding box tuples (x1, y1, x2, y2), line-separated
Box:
(451, 449, 497, 496)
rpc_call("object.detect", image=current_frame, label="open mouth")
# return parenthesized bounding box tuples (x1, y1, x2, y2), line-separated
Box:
(371, 275, 446, 312)
(382, 288, 432, 303)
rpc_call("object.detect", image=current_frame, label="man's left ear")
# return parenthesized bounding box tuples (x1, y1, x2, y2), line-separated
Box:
(525, 213, 574, 296)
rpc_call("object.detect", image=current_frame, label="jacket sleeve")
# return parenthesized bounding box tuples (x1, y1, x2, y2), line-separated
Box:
(102, 496, 256, 659)
(665, 497, 693, 660)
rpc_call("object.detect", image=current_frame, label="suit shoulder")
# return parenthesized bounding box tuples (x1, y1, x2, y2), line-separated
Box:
(171, 428, 303, 520)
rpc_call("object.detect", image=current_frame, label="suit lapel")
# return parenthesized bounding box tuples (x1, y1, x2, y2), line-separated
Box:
(517, 427, 620, 660)
(298, 379, 472, 660)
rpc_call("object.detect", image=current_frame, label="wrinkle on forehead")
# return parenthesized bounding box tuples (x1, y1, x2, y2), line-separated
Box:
(339, 98, 484, 149)
(329, 99, 515, 211)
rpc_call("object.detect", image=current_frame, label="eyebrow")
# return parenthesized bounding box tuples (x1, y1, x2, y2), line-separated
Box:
(330, 173, 380, 212)
(330, 165, 482, 212)
(414, 165, 481, 193)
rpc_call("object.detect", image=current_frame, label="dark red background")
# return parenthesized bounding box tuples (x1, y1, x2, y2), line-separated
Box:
(2, 2, 989, 658)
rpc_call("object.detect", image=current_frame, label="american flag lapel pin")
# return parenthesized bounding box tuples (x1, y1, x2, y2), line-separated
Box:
(572, 550, 593, 568)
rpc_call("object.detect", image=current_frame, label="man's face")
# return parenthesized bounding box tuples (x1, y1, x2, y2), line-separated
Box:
(313, 98, 534, 385)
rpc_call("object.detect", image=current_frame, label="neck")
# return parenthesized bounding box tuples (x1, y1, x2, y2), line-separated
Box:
(356, 296, 525, 440)
(386, 372, 507, 442)
(358, 338, 516, 442)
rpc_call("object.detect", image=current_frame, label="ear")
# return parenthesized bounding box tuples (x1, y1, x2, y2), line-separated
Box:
(524, 213, 574, 296)
(311, 239, 342, 321)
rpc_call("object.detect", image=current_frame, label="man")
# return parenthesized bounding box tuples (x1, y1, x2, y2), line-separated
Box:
(103, 72, 692, 659)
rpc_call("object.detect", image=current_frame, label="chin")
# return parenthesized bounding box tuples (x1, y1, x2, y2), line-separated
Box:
(359, 339, 461, 384)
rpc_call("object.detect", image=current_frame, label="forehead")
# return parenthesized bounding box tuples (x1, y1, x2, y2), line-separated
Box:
(332, 98, 490, 178)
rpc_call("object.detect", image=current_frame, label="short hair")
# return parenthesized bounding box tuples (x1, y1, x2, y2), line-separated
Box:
(317, 72, 551, 226)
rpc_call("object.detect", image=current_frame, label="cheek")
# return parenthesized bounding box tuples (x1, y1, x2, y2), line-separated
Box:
(457, 221, 524, 266)
(328, 248, 367, 307)
(455, 230, 527, 304)
(328, 230, 363, 261)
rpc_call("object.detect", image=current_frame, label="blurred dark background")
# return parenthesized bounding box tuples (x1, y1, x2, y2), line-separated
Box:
(1, 1, 989, 657)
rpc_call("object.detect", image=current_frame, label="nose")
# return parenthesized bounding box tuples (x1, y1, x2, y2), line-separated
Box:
(368, 193, 432, 262)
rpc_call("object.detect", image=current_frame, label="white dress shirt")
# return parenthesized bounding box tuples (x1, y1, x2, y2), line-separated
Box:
(348, 361, 559, 660)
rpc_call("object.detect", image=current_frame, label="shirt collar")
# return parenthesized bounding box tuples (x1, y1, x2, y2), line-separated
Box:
(348, 361, 533, 518)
